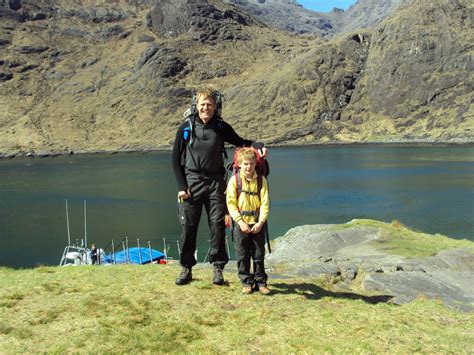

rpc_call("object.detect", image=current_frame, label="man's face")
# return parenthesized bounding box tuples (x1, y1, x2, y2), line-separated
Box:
(197, 97, 216, 123)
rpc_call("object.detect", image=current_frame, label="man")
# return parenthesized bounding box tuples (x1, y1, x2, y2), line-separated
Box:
(171, 88, 266, 286)
(90, 244, 98, 265)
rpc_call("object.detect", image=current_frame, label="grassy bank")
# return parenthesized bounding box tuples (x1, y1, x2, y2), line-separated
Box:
(1, 264, 473, 353)
(342, 219, 474, 258)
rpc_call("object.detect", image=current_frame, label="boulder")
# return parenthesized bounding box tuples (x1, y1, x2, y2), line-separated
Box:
(59, 27, 89, 38)
(96, 24, 127, 39)
(136, 34, 155, 43)
(268, 222, 474, 311)
(364, 271, 473, 312)
(296, 262, 340, 278)
(134, 45, 187, 79)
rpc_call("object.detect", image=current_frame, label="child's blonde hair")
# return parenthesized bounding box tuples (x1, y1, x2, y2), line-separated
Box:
(237, 148, 257, 165)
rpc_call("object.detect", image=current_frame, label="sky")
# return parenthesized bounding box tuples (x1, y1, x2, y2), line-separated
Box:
(298, 0, 358, 13)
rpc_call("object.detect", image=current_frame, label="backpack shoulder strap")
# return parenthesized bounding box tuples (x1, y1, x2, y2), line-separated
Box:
(235, 172, 263, 201)
(235, 172, 242, 199)
(215, 116, 228, 160)
(257, 174, 263, 201)
(180, 116, 198, 167)
(185, 116, 195, 146)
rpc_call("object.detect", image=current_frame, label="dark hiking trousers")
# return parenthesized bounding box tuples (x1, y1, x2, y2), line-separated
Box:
(233, 225, 268, 286)
(178, 175, 229, 269)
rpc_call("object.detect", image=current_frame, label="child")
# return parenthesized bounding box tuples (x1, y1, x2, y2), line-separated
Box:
(226, 148, 270, 295)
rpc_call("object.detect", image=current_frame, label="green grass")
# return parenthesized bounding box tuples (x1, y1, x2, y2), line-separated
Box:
(0, 264, 473, 353)
(342, 219, 474, 258)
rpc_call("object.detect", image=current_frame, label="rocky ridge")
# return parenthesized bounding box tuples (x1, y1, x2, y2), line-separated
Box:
(226, 0, 411, 37)
(266, 220, 474, 312)
(225, 0, 341, 37)
(0, 0, 472, 157)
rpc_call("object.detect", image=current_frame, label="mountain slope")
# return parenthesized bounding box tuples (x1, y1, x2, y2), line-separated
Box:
(346, 0, 473, 142)
(341, 0, 411, 33)
(0, 0, 472, 156)
(225, 0, 411, 37)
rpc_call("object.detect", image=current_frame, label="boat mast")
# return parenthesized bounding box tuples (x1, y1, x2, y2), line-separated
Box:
(65, 199, 71, 245)
(84, 200, 87, 249)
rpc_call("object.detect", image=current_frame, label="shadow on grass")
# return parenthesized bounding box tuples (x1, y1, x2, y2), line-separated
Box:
(270, 282, 393, 305)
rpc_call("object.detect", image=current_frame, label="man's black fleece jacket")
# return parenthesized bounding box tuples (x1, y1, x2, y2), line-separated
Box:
(171, 115, 264, 192)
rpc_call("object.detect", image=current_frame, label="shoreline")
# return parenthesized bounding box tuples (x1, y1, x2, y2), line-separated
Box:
(1, 140, 473, 160)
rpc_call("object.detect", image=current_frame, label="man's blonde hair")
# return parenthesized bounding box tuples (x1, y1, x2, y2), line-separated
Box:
(195, 88, 216, 104)
(237, 148, 257, 165)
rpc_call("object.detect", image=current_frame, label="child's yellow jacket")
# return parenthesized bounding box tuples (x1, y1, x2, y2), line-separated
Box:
(226, 171, 270, 225)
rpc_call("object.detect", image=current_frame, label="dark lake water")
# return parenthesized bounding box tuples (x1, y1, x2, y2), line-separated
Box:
(1, 146, 473, 268)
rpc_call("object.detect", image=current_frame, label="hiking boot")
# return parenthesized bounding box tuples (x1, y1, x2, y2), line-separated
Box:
(258, 285, 270, 295)
(175, 267, 192, 285)
(212, 267, 224, 285)
(241, 285, 253, 294)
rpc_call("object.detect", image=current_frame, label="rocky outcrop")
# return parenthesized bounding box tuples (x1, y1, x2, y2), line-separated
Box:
(63, 7, 135, 23)
(145, 0, 258, 43)
(349, 0, 473, 141)
(132, 43, 188, 97)
(267, 221, 474, 312)
(0, 0, 54, 21)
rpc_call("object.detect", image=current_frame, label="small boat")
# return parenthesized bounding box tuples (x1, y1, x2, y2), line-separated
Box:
(103, 247, 165, 265)
(59, 199, 168, 266)
(59, 245, 98, 266)
(60, 245, 166, 266)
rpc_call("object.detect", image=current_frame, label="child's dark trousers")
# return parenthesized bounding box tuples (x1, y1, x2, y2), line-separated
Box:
(233, 225, 268, 287)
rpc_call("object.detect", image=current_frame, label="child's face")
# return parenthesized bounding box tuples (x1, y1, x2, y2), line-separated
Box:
(240, 159, 256, 176)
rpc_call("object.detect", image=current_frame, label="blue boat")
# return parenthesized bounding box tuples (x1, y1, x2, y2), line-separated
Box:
(104, 247, 165, 265)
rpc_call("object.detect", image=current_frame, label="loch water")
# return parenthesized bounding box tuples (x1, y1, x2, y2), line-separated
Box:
(0, 145, 473, 268)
